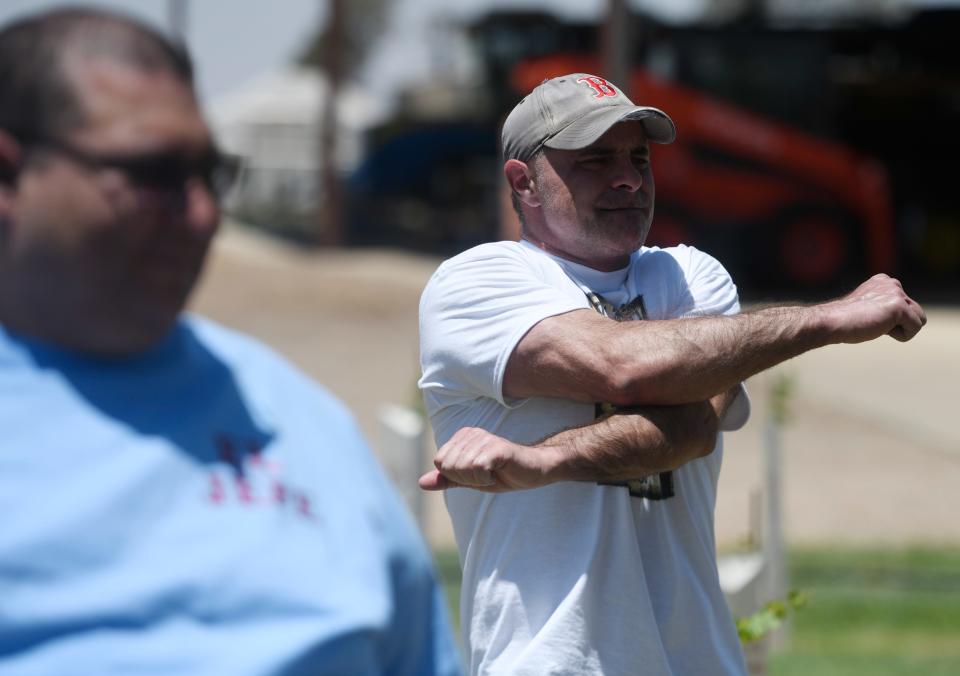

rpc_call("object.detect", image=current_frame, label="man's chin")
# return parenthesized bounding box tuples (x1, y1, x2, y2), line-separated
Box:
(604, 210, 651, 230)
(88, 317, 179, 357)
(587, 220, 649, 250)
(75, 297, 187, 357)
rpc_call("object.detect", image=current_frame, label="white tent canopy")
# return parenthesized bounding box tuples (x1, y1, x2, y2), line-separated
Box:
(207, 67, 389, 173)
(206, 68, 389, 216)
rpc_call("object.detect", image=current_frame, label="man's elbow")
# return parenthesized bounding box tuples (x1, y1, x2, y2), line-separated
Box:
(663, 401, 720, 465)
(601, 359, 675, 407)
(687, 402, 721, 459)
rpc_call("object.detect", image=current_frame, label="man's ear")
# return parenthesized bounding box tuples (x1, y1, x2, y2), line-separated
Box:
(503, 159, 541, 208)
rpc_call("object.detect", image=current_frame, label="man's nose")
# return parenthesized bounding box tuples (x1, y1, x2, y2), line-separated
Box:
(611, 157, 643, 192)
(182, 176, 219, 235)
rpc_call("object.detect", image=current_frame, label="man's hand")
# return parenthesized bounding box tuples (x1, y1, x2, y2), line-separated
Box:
(820, 273, 927, 344)
(418, 427, 556, 493)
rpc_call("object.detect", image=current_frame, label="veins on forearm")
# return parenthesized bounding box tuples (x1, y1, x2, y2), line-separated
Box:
(614, 306, 822, 405)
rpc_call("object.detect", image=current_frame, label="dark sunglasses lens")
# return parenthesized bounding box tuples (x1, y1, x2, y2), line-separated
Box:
(122, 155, 188, 191)
(119, 151, 241, 199)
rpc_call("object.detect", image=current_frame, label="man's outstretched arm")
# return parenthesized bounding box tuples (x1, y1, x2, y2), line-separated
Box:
(419, 389, 739, 492)
(504, 274, 926, 407)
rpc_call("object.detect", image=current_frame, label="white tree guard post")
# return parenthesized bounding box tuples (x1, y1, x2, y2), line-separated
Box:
(718, 373, 793, 672)
(763, 393, 790, 652)
(378, 404, 427, 531)
(718, 551, 768, 673)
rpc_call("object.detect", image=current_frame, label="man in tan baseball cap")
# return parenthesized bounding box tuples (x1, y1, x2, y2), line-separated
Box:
(501, 73, 676, 273)
(500, 72, 675, 163)
(418, 73, 925, 674)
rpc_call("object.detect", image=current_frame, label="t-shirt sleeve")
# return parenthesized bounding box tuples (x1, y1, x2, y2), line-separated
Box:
(419, 246, 585, 407)
(672, 245, 751, 431)
(672, 244, 741, 319)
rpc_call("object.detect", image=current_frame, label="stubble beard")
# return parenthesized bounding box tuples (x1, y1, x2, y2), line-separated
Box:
(537, 170, 650, 261)
(579, 208, 651, 257)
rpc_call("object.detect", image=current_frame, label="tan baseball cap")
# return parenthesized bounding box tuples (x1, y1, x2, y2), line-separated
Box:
(501, 73, 676, 163)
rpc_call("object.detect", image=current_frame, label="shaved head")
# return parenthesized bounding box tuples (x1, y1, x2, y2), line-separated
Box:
(0, 7, 193, 141)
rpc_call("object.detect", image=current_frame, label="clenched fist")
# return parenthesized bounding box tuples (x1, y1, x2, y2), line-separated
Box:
(418, 427, 561, 493)
(821, 273, 926, 344)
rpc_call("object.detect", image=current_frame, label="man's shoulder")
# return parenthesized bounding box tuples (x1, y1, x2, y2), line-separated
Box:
(182, 315, 283, 364)
(636, 244, 734, 283)
(181, 315, 346, 413)
(637, 243, 720, 268)
(422, 240, 552, 304)
(634, 244, 739, 316)
(432, 240, 530, 276)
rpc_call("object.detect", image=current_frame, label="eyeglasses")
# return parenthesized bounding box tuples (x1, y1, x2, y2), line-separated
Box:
(20, 133, 242, 200)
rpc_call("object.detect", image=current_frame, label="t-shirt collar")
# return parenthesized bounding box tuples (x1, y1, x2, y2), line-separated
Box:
(519, 238, 633, 294)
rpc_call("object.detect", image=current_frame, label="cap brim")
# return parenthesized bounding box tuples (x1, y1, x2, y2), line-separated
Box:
(543, 105, 676, 150)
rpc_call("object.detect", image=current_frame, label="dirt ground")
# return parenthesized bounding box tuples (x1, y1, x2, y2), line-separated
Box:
(190, 224, 960, 550)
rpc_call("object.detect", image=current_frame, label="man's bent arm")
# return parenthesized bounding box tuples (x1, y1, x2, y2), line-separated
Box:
(504, 274, 926, 407)
(419, 389, 739, 493)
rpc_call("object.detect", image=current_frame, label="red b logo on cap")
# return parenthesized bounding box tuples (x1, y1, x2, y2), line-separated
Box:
(577, 76, 618, 99)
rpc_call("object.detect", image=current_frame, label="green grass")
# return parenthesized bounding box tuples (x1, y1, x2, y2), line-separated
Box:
(771, 547, 960, 675)
(433, 546, 960, 674)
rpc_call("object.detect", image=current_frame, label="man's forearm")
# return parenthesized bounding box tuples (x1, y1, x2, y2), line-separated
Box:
(542, 397, 725, 483)
(504, 274, 926, 407)
(607, 305, 821, 406)
(419, 390, 738, 492)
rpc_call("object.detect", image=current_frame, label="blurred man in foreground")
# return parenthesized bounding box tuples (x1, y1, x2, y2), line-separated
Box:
(418, 73, 925, 674)
(0, 8, 460, 674)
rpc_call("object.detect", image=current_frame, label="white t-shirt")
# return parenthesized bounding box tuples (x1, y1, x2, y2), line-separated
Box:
(419, 239, 749, 675)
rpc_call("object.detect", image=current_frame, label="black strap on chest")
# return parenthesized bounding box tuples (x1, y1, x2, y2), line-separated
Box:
(585, 290, 675, 501)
